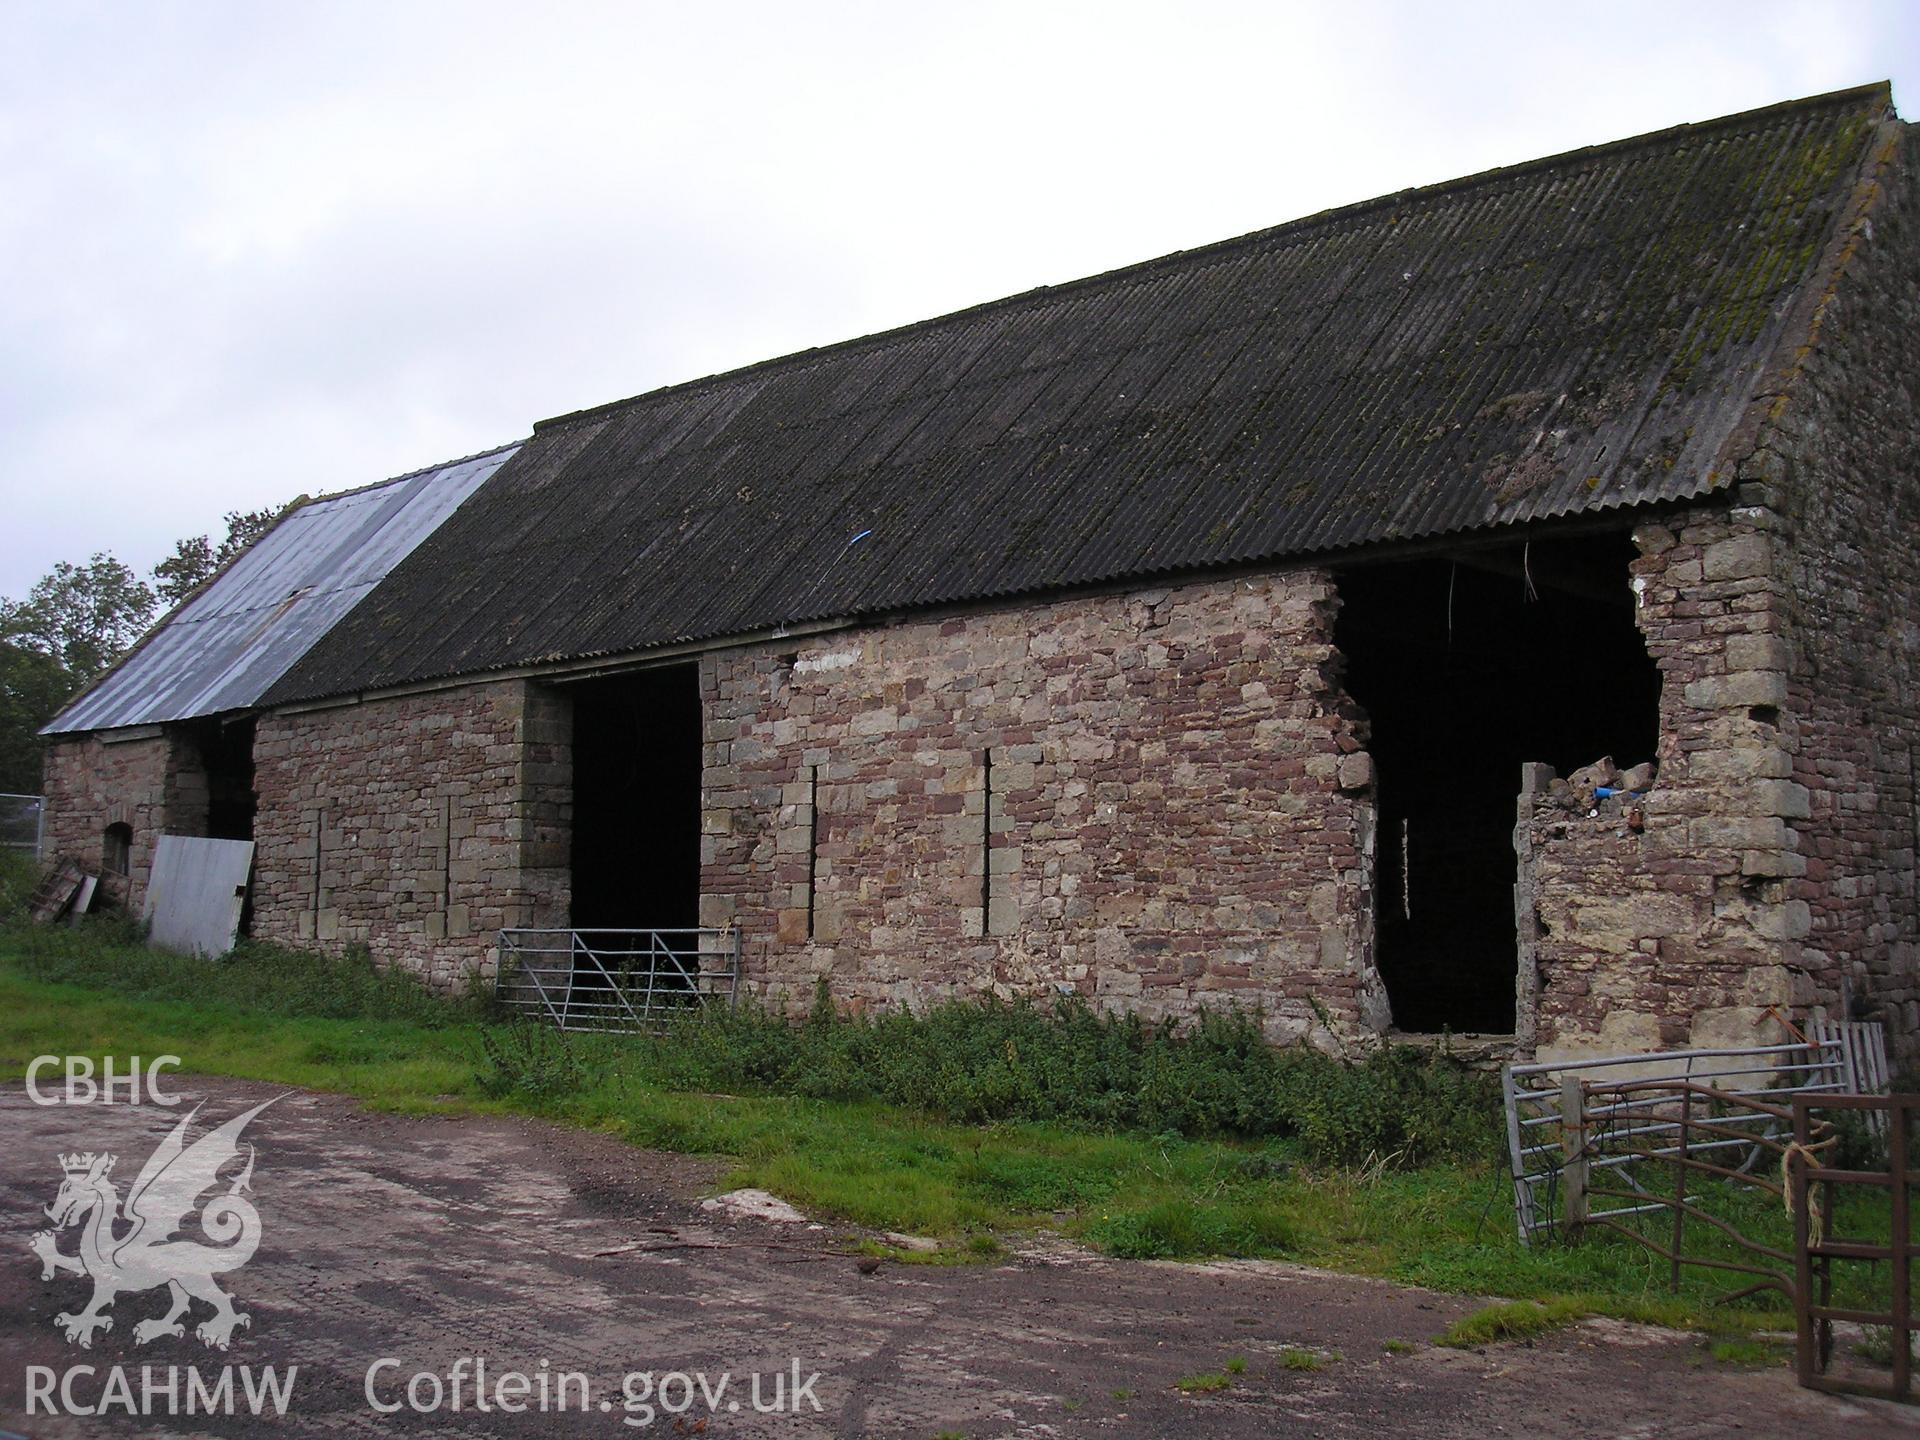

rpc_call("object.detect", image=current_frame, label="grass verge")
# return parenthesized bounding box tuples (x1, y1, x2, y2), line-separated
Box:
(0, 921, 1831, 1348)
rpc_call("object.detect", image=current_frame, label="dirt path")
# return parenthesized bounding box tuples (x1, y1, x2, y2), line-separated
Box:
(2, 1078, 1914, 1438)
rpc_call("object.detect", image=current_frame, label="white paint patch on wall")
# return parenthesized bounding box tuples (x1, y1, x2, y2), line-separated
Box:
(795, 649, 859, 675)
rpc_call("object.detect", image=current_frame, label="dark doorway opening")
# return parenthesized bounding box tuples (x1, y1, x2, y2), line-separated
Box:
(190, 717, 258, 842)
(175, 715, 257, 934)
(102, 823, 132, 879)
(1333, 534, 1660, 1034)
(567, 665, 702, 931)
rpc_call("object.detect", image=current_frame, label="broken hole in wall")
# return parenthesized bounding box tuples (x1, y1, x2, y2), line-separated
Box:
(1333, 534, 1659, 1034)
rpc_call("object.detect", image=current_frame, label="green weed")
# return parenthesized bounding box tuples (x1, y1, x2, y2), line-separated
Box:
(1709, 1338, 1781, 1366)
(1437, 1298, 1592, 1347)
(5, 919, 472, 1028)
(487, 987, 1501, 1169)
(475, 1022, 584, 1099)
(1173, 1371, 1232, 1393)
(1086, 1196, 1298, 1259)
(0, 851, 39, 922)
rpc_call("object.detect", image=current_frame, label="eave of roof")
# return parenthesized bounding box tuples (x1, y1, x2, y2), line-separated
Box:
(43, 442, 522, 734)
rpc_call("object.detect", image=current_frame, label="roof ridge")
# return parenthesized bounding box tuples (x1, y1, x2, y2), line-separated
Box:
(534, 81, 1893, 436)
(294, 438, 525, 507)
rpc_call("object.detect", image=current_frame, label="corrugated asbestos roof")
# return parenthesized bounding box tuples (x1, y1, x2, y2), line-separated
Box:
(46, 445, 519, 733)
(254, 84, 1887, 704)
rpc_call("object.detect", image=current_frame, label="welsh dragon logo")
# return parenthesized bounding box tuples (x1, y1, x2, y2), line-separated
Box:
(29, 1097, 280, 1350)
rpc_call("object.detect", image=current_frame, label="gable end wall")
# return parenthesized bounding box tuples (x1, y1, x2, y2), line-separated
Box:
(1771, 121, 1920, 1066)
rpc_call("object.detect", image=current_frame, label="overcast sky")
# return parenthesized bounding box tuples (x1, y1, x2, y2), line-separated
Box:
(1, 1, 1912, 600)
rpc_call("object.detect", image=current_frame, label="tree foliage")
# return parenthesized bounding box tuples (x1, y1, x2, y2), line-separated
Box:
(0, 554, 157, 685)
(0, 498, 297, 795)
(152, 505, 287, 605)
(0, 640, 71, 793)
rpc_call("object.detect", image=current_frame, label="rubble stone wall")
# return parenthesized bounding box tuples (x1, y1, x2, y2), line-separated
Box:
(39, 730, 191, 910)
(249, 679, 572, 987)
(700, 569, 1389, 1047)
(1770, 123, 1920, 1067)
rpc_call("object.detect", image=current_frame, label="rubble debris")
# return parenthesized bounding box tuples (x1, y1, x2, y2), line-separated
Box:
(882, 1231, 941, 1253)
(1546, 756, 1657, 812)
(1567, 756, 1618, 807)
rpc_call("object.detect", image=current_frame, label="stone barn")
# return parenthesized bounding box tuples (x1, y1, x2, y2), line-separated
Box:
(38, 84, 1920, 1064)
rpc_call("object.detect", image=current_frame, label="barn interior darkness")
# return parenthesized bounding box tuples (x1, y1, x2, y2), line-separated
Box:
(183, 716, 257, 841)
(567, 665, 702, 931)
(1333, 534, 1660, 1034)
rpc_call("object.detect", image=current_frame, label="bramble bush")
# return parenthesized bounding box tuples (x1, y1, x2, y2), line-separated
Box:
(484, 982, 1502, 1168)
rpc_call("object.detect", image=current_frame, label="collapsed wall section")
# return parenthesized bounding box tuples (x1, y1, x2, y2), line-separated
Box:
(701, 569, 1389, 1047)
(250, 679, 571, 986)
(1517, 503, 1808, 1059)
(1479, 125, 1920, 1066)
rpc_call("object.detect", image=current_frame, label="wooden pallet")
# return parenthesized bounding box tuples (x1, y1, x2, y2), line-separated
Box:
(26, 856, 85, 924)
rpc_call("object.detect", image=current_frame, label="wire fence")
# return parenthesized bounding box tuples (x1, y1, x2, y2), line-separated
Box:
(0, 794, 43, 858)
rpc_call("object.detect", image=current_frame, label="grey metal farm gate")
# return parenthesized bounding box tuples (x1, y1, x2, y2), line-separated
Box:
(495, 927, 741, 1033)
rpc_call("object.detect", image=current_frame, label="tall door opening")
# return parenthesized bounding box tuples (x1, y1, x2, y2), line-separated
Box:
(1333, 535, 1659, 1034)
(196, 717, 257, 842)
(175, 715, 257, 934)
(566, 665, 702, 931)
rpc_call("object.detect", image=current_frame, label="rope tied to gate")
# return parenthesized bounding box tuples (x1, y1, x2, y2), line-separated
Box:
(1782, 1140, 1825, 1247)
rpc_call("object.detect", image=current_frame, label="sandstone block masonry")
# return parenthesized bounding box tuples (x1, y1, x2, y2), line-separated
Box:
(41, 728, 206, 910)
(249, 679, 570, 988)
(700, 569, 1391, 1048)
(1772, 121, 1920, 1069)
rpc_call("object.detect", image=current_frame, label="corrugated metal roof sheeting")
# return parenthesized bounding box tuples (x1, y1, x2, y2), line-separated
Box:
(267, 85, 1888, 705)
(46, 446, 519, 733)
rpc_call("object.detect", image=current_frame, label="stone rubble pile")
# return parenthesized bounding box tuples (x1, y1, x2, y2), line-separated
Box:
(1544, 755, 1657, 813)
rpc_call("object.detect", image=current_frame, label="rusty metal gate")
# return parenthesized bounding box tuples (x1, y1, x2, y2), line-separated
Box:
(1792, 1093, 1920, 1404)
(1550, 1076, 1836, 1303)
(495, 927, 741, 1033)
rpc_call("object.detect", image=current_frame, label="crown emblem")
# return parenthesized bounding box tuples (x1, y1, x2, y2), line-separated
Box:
(59, 1152, 109, 1176)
